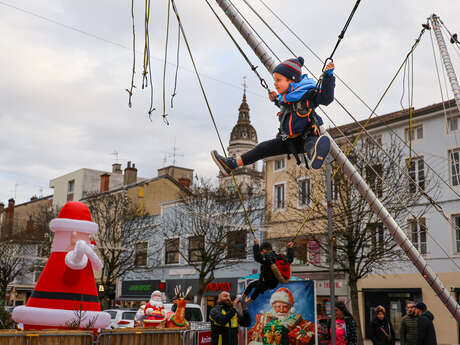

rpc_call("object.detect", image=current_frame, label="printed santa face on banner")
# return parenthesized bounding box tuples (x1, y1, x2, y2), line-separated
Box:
(143, 290, 166, 327)
(269, 287, 295, 319)
(12, 201, 110, 330)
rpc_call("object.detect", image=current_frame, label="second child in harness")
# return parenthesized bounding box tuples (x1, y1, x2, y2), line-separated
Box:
(211, 56, 335, 175)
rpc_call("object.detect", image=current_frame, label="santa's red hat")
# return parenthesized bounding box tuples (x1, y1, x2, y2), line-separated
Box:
(12, 202, 109, 330)
(270, 287, 294, 307)
(50, 201, 98, 234)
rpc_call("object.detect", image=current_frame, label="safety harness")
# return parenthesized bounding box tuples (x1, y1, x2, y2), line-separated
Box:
(277, 91, 319, 167)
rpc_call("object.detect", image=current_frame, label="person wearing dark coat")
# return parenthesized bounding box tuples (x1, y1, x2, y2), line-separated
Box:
(209, 291, 251, 345)
(414, 302, 437, 345)
(242, 238, 294, 303)
(369, 305, 395, 345)
(400, 301, 418, 345)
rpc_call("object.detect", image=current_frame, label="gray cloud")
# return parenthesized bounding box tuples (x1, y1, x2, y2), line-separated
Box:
(1, 0, 460, 204)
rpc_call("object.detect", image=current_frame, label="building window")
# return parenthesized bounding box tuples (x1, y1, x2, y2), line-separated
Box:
(293, 238, 307, 265)
(452, 215, 460, 254)
(227, 230, 247, 259)
(134, 242, 148, 266)
(448, 115, 460, 133)
(188, 235, 204, 262)
(408, 218, 427, 255)
(449, 148, 460, 186)
(67, 180, 75, 201)
(274, 159, 285, 171)
(274, 183, 285, 210)
(407, 157, 425, 193)
(298, 178, 311, 207)
(367, 223, 384, 251)
(330, 176, 340, 201)
(34, 265, 45, 283)
(366, 164, 383, 197)
(165, 238, 179, 264)
(404, 125, 423, 142)
(365, 134, 383, 147)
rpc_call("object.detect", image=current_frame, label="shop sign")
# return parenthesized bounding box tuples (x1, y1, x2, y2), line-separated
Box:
(198, 330, 212, 345)
(121, 280, 159, 298)
(165, 278, 237, 297)
(205, 282, 231, 292)
(316, 279, 348, 295)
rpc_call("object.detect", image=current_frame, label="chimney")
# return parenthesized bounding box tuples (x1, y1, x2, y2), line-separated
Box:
(30, 195, 38, 201)
(112, 163, 122, 174)
(123, 161, 138, 185)
(5, 198, 15, 238)
(100, 173, 110, 193)
(178, 178, 191, 188)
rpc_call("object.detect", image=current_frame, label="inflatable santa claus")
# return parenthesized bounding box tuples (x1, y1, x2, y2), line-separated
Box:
(12, 201, 111, 330)
(143, 290, 166, 327)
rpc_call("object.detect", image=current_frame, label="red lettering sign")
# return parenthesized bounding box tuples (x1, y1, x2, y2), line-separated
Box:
(198, 330, 212, 345)
(205, 282, 231, 292)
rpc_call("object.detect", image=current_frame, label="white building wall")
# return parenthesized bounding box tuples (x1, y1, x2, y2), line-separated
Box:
(49, 168, 109, 207)
(365, 106, 460, 272)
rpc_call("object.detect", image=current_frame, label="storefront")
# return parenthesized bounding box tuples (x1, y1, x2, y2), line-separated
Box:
(363, 288, 421, 339)
(120, 278, 239, 318)
(165, 278, 238, 320)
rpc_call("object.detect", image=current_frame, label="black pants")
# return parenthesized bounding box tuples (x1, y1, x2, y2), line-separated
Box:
(243, 280, 276, 302)
(241, 135, 317, 166)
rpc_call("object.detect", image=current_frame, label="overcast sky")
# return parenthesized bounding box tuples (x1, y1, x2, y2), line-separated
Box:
(1, 0, 460, 205)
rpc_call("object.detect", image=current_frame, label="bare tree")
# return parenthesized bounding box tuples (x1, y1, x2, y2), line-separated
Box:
(0, 241, 28, 304)
(161, 178, 263, 304)
(275, 134, 437, 345)
(85, 191, 158, 308)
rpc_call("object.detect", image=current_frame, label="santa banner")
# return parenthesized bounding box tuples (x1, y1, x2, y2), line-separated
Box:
(247, 281, 316, 345)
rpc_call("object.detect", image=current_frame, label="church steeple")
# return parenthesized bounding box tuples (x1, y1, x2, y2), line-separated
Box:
(238, 77, 250, 124)
(218, 77, 263, 194)
(229, 78, 258, 147)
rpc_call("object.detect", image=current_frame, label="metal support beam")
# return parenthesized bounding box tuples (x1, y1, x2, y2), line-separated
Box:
(214, 0, 460, 322)
(326, 159, 336, 345)
(430, 14, 460, 113)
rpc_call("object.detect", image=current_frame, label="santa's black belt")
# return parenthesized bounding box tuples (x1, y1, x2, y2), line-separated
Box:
(31, 290, 100, 303)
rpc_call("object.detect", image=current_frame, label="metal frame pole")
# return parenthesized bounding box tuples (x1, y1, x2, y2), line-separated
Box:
(430, 14, 460, 113)
(213, 0, 460, 323)
(326, 159, 336, 345)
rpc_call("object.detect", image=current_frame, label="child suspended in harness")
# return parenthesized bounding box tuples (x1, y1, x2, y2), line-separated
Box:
(242, 238, 294, 304)
(211, 56, 335, 175)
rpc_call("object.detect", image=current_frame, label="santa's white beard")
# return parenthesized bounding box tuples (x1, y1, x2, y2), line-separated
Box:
(149, 300, 163, 308)
(274, 313, 289, 321)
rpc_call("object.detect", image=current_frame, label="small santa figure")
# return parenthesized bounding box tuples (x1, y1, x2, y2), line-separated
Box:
(143, 290, 166, 327)
(12, 201, 111, 330)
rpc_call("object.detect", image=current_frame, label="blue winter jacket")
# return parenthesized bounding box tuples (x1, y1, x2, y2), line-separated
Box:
(275, 73, 335, 137)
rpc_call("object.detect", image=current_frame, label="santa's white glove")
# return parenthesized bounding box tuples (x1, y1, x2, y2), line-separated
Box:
(65, 240, 103, 271)
(65, 240, 88, 270)
(84, 241, 103, 271)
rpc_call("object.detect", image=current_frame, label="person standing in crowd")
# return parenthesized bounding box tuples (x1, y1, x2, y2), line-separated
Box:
(325, 301, 357, 345)
(209, 291, 251, 345)
(414, 302, 437, 345)
(400, 301, 418, 345)
(369, 305, 395, 345)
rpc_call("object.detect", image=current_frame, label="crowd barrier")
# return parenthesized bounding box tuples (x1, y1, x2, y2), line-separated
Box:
(0, 327, 212, 345)
(98, 328, 186, 345)
(0, 330, 93, 345)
